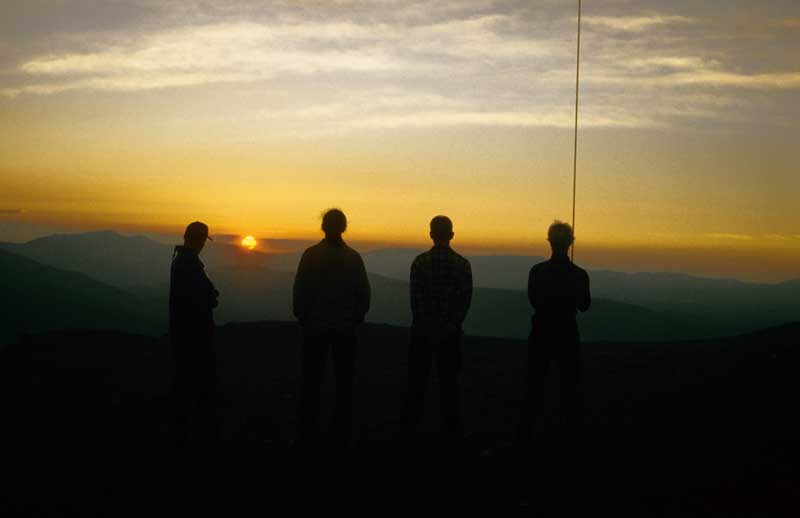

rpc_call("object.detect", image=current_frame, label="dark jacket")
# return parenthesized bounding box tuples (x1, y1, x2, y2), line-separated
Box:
(528, 255, 591, 335)
(410, 244, 473, 332)
(169, 246, 218, 340)
(293, 237, 371, 333)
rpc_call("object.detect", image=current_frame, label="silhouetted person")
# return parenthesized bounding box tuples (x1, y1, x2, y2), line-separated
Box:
(169, 221, 219, 447)
(294, 209, 370, 447)
(406, 216, 473, 440)
(523, 220, 590, 445)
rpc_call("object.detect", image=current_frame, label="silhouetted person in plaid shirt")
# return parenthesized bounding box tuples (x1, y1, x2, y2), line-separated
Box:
(406, 215, 473, 439)
(522, 220, 591, 445)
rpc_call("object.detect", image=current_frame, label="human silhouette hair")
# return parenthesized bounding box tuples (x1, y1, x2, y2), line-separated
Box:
(547, 220, 574, 252)
(430, 215, 454, 242)
(322, 208, 347, 236)
(183, 221, 211, 252)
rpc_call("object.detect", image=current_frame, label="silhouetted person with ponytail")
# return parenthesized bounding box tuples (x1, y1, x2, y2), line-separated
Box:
(169, 221, 219, 447)
(406, 216, 473, 442)
(294, 208, 370, 448)
(522, 220, 590, 447)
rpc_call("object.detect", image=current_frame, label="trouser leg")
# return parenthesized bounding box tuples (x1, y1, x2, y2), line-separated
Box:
(436, 332, 463, 438)
(171, 343, 192, 446)
(171, 336, 216, 447)
(331, 333, 357, 444)
(558, 339, 582, 439)
(194, 343, 218, 444)
(406, 330, 433, 431)
(299, 334, 327, 443)
(521, 334, 552, 441)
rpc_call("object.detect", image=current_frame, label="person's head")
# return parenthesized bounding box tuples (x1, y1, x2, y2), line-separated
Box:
(184, 221, 211, 253)
(321, 208, 347, 238)
(429, 215, 454, 245)
(547, 220, 574, 255)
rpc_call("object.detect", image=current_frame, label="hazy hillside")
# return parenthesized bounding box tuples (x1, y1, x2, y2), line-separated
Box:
(130, 264, 742, 342)
(359, 249, 799, 322)
(0, 231, 272, 289)
(0, 249, 163, 345)
(3, 231, 797, 342)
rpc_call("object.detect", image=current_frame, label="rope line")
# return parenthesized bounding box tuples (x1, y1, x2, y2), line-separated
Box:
(571, 0, 581, 262)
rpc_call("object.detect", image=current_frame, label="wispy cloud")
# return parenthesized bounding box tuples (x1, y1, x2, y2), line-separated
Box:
(706, 233, 754, 241)
(1, 3, 798, 134)
(582, 15, 693, 32)
(0, 209, 24, 215)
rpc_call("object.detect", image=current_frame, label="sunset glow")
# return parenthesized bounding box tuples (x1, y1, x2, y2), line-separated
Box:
(241, 236, 257, 251)
(0, 1, 798, 281)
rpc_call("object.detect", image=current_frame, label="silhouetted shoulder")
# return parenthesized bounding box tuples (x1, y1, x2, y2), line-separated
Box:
(452, 249, 470, 267)
(302, 242, 324, 257)
(572, 262, 589, 278)
(412, 249, 430, 264)
(530, 260, 547, 273)
(343, 243, 364, 260)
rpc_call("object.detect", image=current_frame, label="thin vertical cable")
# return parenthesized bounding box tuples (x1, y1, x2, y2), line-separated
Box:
(571, 0, 581, 262)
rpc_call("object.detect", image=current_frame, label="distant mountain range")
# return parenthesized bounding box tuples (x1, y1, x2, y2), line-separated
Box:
(1, 231, 797, 345)
(0, 249, 161, 344)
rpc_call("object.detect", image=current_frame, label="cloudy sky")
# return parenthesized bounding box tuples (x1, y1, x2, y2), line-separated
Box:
(0, 0, 798, 280)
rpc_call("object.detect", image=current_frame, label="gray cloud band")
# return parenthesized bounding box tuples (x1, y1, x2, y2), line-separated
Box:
(1, 2, 798, 132)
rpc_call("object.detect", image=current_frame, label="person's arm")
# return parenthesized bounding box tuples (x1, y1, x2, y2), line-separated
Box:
(577, 269, 591, 312)
(354, 254, 371, 324)
(293, 250, 310, 322)
(527, 266, 538, 310)
(200, 268, 218, 309)
(453, 259, 473, 326)
(409, 258, 422, 323)
(185, 259, 217, 312)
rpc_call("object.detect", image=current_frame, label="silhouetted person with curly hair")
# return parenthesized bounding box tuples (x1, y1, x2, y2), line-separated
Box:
(294, 209, 371, 448)
(169, 221, 219, 447)
(406, 215, 473, 441)
(522, 220, 591, 445)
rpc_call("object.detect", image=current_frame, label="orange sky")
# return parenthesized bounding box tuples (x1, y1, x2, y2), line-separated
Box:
(0, 1, 799, 281)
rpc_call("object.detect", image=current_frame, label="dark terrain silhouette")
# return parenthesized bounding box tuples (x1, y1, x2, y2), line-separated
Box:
(294, 209, 370, 446)
(2, 321, 799, 514)
(407, 215, 472, 438)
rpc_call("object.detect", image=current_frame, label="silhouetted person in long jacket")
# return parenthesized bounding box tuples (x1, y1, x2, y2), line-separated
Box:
(169, 221, 219, 446)
(524, 221, 590, 443)
(293, 209, 370, 446)
(407, 216, 473, 439)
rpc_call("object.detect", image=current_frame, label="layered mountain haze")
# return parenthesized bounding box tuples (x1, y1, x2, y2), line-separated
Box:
(1, 231, 797, 346)
(0, 249, 161, 344)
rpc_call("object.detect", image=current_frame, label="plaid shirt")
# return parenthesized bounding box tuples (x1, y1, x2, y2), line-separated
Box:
(410, 245, 473, 329)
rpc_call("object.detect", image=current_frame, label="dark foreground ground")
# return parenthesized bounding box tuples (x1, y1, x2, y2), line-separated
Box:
(1, 321, 799, 516)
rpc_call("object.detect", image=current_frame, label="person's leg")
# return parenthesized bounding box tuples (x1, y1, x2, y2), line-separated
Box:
(195, 336, 218, 445)
(170, 338, 193, 447)
(405, 328, 433, 432)
(298, 332, 327, 444)
(520, 330, 553, 443)
(436, 330, 464, 439)
(331, 331, 357, 445)
(557, 333, 582, 440)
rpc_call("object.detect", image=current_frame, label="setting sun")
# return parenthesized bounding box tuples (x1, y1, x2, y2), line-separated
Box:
(241, 235, 257, 250)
